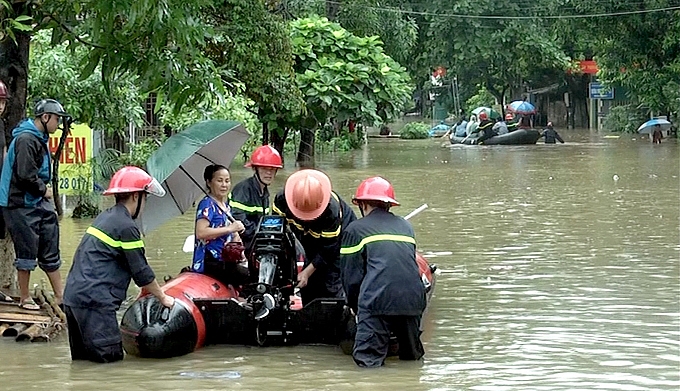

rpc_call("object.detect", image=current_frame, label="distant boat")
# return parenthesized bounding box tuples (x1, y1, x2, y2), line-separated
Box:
(450, 129, 541, 145)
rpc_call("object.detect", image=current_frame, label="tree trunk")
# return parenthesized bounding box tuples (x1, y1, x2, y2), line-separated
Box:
(566, 74, 590, 128)
(269, 126, 288, 165)
(0, 4, 31, 293)
(326, 0, 341, 21)
(296, 128, 315, 168)
(0, 236, 16, 292)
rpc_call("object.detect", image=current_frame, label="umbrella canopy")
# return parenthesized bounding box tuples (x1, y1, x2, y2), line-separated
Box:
(506, 101, 536, 115)
(471, 106, 501, 120)
(141, 120, 250, 233)
(637, 118, 671, 134)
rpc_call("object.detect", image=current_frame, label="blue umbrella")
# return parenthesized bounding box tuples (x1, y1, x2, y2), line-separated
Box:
(637, 118, 671, 134)
(507, 101, 536, 115)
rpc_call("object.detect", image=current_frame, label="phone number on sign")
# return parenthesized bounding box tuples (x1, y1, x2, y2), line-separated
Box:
(58, 177, 92, 192)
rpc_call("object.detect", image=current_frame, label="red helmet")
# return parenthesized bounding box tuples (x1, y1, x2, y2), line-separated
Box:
(285, 169, 331, 221)
(245, 145, 283, 168)
(505, 113, 514, 120)
(478, 112, 488, 120)
(353, 176, 399, 206)
(103, 166, 166, 197)
(0, 80, 8, 100)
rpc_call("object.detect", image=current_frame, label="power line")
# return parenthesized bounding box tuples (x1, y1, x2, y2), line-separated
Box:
(324, 1, 680, 20)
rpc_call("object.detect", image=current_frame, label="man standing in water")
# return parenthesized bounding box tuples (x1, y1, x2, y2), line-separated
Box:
(0, 99, 69, 310)
(63, 166, 174, 363)
(340, 176, 425, 367)
(273, 169, 356, 305)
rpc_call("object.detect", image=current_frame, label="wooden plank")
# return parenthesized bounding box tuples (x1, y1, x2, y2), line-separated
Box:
(0, 312, 52, 324)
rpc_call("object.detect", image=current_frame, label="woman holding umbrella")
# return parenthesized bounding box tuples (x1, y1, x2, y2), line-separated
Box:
(191, 164, 247, 286)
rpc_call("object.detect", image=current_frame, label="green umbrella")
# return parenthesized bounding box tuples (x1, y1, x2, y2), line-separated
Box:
(471, 106, 501, 120)
(141, 120, 250, 233)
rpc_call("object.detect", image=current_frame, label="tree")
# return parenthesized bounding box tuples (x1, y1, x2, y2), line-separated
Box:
(287, 16, 412, 164)
(570, 0, 680, 114)
(0, 0, 292, 293)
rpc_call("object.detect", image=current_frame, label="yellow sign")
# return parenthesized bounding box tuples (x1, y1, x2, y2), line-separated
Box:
(48, 123, 93, 195)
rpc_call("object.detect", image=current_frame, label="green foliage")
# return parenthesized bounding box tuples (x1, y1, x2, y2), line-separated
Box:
(40, 0, 229, 114)
(602, 105, 648, 133)
(0, 3, 33, 43)
(158, 93, 261, 154)
(400, 122, 429, 139)
(465, 87, 496, 113)
(29, 30, 145, 134)
(569, 1, 680, 113)
(118, 136, 166, 168)
(204, 0, 305, 138)
(290, 16, 412, 128)
(283, 0, 418, 67)
(91, 148, 122, 182)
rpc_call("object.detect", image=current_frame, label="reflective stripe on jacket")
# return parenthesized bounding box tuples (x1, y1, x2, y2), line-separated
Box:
(340, 208, 425, 316)
(63, 203, 155, 309)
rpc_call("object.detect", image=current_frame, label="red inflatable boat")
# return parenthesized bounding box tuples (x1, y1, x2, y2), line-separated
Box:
(121, 215, 436, 358)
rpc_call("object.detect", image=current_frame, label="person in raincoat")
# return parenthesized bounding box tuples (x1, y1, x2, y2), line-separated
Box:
(62, 166, 175, 363)
(465, 114, 478, 136)
(229, 145, 283, 253)
(273, 169, 356, 305)
(0, 99, 69, 310)
(340, 176, 426, 368)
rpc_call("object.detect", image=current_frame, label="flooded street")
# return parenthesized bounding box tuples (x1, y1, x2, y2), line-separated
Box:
(1, 129, 678, 390)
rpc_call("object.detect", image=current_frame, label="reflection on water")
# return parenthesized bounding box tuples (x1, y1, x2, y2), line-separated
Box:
(2, 130, 678, 390)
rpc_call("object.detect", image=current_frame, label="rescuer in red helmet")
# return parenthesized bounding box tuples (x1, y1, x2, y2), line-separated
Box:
(340, 176, 425, 368)
(63, 166, 174, 363)
(272, 169, 357, 305)
(229, 145, 284, 252)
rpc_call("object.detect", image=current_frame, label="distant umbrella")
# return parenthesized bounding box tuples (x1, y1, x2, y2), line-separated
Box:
(506, 101, 536, 115)
(637, 118, 671, 134)
(471, 106, 501, 120)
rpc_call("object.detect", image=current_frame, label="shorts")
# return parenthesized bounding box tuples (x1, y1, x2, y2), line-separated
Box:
(3, 200, 61, 272)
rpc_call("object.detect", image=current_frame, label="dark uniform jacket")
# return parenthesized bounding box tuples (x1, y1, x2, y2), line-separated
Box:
(0, 120, 50, 208)
(541, 127, 564, 144)
(273, 190, 356, 296)
(229, 175, 269, 251)
(506, 119, 519, 133)
(63, 204, 156, 310)
(340, 208, 425, 316)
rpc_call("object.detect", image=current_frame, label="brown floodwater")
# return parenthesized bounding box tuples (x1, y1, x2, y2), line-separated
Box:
(1, 129, 678, 391)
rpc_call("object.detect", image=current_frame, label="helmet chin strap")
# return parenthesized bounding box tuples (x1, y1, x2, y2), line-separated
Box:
(132, 192, 144, 220)
(39, 115, 50, 133)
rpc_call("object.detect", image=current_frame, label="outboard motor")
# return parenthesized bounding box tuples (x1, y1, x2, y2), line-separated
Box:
(243, 215, 299, 345)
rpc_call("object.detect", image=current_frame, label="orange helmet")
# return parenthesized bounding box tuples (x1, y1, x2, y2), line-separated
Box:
(505, 113, 514, 120)
(103, 166, 165, 197)
(478, 112, 488, 120)
(0, 80, 8, 100)
(353, 176, 399, 206)
(245, 145, 283, 169)
(284, 169, 331, 221)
